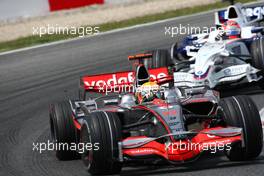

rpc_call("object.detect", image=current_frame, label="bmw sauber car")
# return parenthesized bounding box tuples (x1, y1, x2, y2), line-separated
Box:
(49, 64, 263, 175)
(171, 3, 264, 61)
(173, 29, 264, 90)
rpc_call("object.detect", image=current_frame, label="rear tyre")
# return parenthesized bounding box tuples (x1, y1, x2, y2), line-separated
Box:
(250, 37, 264, 89)
(140, 49, 171, 69)
(49, 101, 79, 160)
(81, 111, 122, 175)
(251, 37, 264, 70)
(218, 95, 263, 161)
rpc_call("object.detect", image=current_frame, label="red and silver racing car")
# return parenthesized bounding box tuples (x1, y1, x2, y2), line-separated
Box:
(49, 60, 263, 175)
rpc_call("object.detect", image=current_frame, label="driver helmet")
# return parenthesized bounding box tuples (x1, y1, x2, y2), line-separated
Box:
(223, 20, 241, 39)
(136, 81, 162, 104)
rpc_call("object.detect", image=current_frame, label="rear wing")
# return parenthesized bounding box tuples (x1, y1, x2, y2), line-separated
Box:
(128, 53, 152, 61)
(128, 52, 153, 69)
(215, 3, 264, 27)
(80, 67, 172, 93)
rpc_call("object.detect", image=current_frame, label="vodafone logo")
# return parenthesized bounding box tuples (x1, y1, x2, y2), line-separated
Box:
(84, 72, 134, 87)
(83, 71, 168, 87)
(129, 148, 156, 155)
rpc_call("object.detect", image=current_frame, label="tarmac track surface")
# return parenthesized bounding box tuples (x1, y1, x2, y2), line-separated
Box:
(0, 6, 264, 176)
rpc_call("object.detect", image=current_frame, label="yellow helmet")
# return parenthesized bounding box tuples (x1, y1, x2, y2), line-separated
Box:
(136, 82, 162, 104)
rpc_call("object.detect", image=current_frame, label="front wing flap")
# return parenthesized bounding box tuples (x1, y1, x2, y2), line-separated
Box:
(122, 127, 242, 162)
(173, 64, 261, 88)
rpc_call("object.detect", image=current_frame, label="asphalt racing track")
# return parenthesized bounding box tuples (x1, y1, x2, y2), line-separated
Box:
(0, 6, 264, 176)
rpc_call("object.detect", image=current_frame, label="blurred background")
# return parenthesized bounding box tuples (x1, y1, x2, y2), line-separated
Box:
(0, 0, 257, 52)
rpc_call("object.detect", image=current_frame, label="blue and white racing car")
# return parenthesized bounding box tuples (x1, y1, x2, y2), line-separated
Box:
(171, 3, 264, 62)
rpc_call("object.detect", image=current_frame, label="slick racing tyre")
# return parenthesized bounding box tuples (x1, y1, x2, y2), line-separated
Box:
(80, 111, 122, 175)
(251, 37, 264, 70)
(251, 37, 264, 89)
(49, 101, 79, 160)
(218, 95, 263, 161)
(140, 49, 171, 69)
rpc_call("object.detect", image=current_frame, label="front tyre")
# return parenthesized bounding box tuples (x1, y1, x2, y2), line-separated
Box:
(218, 95, 263, 161)
(80, 111, 122, 175)
(49, 101, 79, 160)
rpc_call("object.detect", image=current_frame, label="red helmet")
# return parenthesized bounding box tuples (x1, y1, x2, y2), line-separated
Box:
(223, 20, 241, 39)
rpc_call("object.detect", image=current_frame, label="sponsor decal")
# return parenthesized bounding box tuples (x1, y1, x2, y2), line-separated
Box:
(162, 109, 177, 117)
(173, 72, 192, 81)
(197, 71, 203, 76)
(155, 105, 185, 137)
(128, 148, 156, 155)
(224, 68, 231, 75)
(84, 72, 134, 87)
(223, 65, 246, 76)
(243, 6, 264, 17)
(220, 6, 264, 20)
(83, 68, 169, 88)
